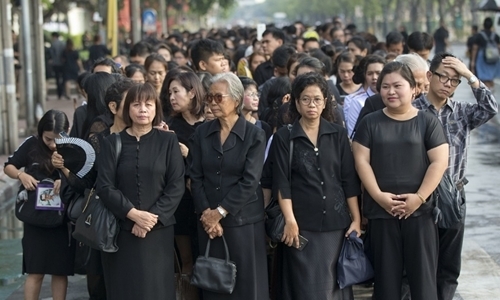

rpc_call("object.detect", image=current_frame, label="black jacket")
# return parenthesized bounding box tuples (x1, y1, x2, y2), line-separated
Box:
(189, 116, 266, 227)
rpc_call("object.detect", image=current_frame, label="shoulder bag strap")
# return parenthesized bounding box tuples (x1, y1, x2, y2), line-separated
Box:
(287, 125, 293, 182)
(114, 133, 122, 166)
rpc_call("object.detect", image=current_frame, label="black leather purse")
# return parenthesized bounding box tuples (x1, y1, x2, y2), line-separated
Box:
(191, 235, 237, 294)
(265, 125, 293, 244)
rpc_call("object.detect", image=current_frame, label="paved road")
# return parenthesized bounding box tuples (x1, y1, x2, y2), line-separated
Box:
(1, 43, 500, 299)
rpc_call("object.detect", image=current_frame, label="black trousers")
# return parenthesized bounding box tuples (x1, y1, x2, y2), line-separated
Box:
(437, 190, 466, 300)
(370, 213, 438, 300)
(53, 65, 64, 98)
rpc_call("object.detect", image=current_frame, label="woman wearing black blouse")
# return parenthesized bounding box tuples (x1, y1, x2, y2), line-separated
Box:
(271, 73, 361, 299)
(166, 71, 205, 276)
(352, 62, 449, 300)
(190, 72, 269, 299)
(96, 83, 185, 300)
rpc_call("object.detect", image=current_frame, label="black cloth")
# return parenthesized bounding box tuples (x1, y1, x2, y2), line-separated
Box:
(5, 136, 75, 275)
(96, 129, 185, 230)
(189, 116, 266, 227)
(254, 60, 274, 86)
(70, 105, 88, 139)
(258, 77, 276, 117)
(88, 44, 110, 66)
(197, 221, 269, 300)
(271, 118, 361, 232)
(281, 230, 353, 300)
(370, 214, 439, 300)
(53, 65, 65, 98)
(433, 27, 449, 54)
(353, 111, 447, 219)
(437, 190, 466, 300)
(101, 225, 175, 300)
(255, 120, 273, 144)
(167, 115, 204, 235)
(62, 49, 80, 81)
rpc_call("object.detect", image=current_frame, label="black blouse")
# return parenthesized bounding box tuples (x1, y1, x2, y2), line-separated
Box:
(96, 129, 185, 230)
(354, 111, 448, 219)
(271, 118, 361, 232)
(189, 116, 266, 227)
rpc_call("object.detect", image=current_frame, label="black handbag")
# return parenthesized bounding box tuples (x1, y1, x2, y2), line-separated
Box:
(72, 133, 122, 253)
(66, 188, 92, 223)
(265, 125, 293, 243)
(417, 112, 463, 228)
(191, 235, 237, 294)
(337, 232, 374, 289)
(15, 178, 65, 228)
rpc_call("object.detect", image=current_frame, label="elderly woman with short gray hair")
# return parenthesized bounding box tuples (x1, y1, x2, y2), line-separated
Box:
(189, 72, 269, 299)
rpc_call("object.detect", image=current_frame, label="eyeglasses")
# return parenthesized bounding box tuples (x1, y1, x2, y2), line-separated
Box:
(205, 93, 230, 104)
(299, 97, 325, 106)
(245, 92, 259, 98)
(433, 72, 461, 87)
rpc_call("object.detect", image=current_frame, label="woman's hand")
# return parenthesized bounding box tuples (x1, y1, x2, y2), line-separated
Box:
(375, 192, 406, 217)
(51, 151, 65, 169)
(200, 209, 222, 231)
(53, 179, 61, 195)
(207, 223, 224, 239)
(131, 223, 148, 238)
(178, 142, 189, 158)
(394, 193, 423, 219)
(345, 220, 362, 237)
(127, 208, 158, 231)
(154, 121, 172, 132)
(281, 220, 300, 248)
(19, 172, 39, 191)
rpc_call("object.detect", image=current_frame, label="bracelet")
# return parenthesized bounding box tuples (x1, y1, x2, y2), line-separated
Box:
(16, 171, 23, 180)
(416, 193, 426, 204)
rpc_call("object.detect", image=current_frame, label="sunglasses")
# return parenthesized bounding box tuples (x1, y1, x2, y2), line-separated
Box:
(205, 93, 230, 104)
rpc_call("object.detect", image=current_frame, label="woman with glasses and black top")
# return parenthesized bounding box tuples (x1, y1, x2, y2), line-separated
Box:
(271, 73, 361, 299)
(190, 72, 269, 300)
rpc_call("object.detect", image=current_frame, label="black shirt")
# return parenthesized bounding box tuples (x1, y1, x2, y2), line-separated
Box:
(354, 111, 447, 219)
(271, 118, 361, 232)
(473, 30, 500, 49)
(96, 129, 185, 230)
(88, 44, 111, 64)
(189, 116, 266, 227)
(253, 60, 274, 86)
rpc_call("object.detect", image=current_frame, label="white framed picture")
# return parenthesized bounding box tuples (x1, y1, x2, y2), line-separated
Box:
(35, 183, 64, 211)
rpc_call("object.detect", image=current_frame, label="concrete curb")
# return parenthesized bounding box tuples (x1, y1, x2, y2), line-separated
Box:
(0, 171, 19, 217)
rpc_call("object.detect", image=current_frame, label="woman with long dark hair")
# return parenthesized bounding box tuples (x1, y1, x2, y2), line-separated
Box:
(4, 110, 75, 300)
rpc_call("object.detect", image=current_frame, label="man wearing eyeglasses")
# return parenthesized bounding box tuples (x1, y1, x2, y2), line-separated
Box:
(413, 52, 498, 300)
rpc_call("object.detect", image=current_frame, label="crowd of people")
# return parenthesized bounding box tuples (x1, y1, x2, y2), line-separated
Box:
(5, 15, 500, 300)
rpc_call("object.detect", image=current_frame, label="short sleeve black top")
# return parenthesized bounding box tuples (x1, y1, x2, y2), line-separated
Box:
(473, 30, 500, 48)
(271, 118, 361, 232)
(353, 110, 447, 219)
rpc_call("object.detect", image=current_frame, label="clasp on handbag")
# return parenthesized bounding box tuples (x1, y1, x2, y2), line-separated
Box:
(85, 214, 92, 226)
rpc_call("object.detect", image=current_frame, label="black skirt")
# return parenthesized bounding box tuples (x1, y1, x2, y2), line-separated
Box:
(281, 230, 353, 300)
(101, 225, 175, 300)
(197, 220, 269, 300)
(22, 223, 75, 276)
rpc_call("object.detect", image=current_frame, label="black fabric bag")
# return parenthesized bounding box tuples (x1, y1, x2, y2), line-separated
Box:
(72, 133, 121, 253)
(15, 178, 65, 228)
(337, 232, 374, 289)
(417, 112, 463, 228)
(74, 241, 92, 274)
(264, 125, 293, 243)
(191, 235, 237, 294)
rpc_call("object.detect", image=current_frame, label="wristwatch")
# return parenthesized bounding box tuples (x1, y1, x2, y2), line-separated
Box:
(217, 206, 227, 218)
(467, 75, 478, 85)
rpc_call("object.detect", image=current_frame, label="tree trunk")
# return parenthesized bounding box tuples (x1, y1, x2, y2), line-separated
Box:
(393, 0, 403, 28)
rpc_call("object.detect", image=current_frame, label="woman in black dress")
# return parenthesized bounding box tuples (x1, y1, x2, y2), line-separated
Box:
(190, 72, 269, 299)
(62, 39, 84, 99)
(271, 73, 361, 300)
(352, 62, 449, 300)
(165, 71, 205, 276)
(96, 83, 185, 300)
(4, 110, 75, 300)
